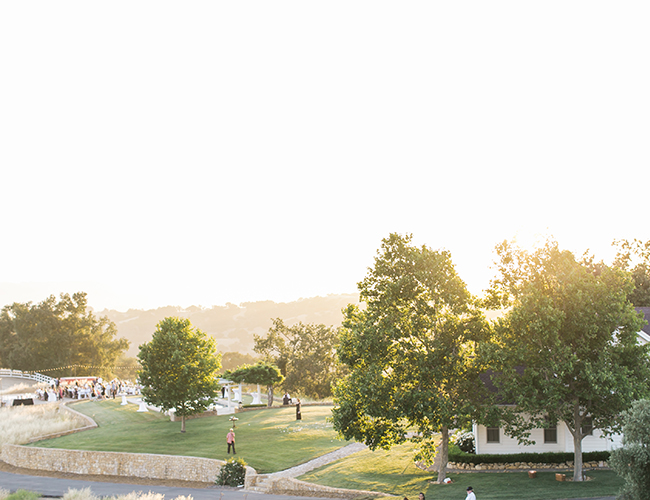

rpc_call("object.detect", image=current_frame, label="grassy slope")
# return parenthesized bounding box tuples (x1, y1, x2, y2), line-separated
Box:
(299, 441, 624, 500)
(30, 400, 624, 499)
(29, 399, 345, 474)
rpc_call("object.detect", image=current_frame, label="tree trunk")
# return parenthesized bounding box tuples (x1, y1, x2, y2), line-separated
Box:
(435, 426, 449, 484)
(267, 385, 274, 407)
(572, 429, 584, 481)
(572, 402, 583, 481)
(181, 415, 186, 433)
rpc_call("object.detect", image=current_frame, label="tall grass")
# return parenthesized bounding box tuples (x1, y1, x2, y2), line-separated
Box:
(0, 382, 46, 396)
(0, 490, 194, 500)
(0, 404, 86, 451)
(61, 489, 193, 500)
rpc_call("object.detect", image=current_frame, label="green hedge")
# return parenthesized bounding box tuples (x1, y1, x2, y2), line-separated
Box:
(448, 449, 610, 464)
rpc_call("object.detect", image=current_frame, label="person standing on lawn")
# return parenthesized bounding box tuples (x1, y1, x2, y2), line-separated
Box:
(466, 486, 475, 500)
(296, 398, 302, 420)
(226, 428, 236, 454)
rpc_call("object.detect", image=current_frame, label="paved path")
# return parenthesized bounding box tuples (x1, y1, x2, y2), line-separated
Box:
(265, 442, 367, 479)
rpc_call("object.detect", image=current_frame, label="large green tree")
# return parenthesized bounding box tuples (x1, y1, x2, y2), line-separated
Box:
(226, 361, 284, 407)
(331, 233, 489, 483)
(254, 318, 343, 398)
(484, 239, 650, 482)
(138, 317, 221, 432)
(0, 292, 129, 378)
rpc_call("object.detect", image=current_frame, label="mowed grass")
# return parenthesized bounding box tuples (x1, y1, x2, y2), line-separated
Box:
(29, 399, 346, 473)
(28, 401, 625, 499)
(300, 441, 624, 500)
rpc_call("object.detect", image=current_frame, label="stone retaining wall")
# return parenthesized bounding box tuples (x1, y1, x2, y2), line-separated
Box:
(447, 460, 609, 471)
(1, 444, 226, 483)
(245, 474, 383, 499)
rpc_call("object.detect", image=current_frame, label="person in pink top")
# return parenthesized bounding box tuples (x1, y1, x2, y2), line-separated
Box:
(226, 428, 236, 454)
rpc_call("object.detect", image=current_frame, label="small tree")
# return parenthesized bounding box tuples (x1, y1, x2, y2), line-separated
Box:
(138, 317, 221, 432)
(227, 362, 284, 407)
(610, 399, 650, 500)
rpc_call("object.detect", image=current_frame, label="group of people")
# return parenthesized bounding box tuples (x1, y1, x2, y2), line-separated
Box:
(45, 378, 141, 401)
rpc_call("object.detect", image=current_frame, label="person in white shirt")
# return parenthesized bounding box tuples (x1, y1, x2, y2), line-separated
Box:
(466, 486, 476, 500)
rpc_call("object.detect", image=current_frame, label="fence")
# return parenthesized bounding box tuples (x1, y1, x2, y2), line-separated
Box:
(0, 369, 54, 385)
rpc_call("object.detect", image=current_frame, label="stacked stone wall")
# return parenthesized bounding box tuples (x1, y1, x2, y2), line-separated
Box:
(245, 474, 383, 499)
(447, 460, 609, 471)
(1, 445, 225, 483)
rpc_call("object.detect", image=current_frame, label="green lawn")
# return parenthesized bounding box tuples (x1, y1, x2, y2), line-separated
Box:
(31, 400, 625, 499)
(299, 441, 624, 500)
(31, 399, 345, 473)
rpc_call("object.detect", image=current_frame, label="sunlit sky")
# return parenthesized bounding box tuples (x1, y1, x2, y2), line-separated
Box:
(1, 2, 649, 312)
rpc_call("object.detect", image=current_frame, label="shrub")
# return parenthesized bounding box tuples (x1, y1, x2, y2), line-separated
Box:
(610, 399, 650, 500)
(216, 457, 247, 486)
(448, 449, 610, 465)
(6, 490, 41, 500)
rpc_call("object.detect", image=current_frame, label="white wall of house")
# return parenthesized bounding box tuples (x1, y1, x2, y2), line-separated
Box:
(474, 422, 621, 455)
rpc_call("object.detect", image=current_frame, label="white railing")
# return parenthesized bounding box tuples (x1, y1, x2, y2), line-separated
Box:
(0, 369, 54, 385)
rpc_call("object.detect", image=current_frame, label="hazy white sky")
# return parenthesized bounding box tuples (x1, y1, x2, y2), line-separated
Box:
(1, 2, 649, 312)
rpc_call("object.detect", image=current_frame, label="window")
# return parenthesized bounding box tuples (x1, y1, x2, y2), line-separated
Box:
(581, 417, 593, 436)
(486, 427, 500, 443)
(544, 425, 557, 443)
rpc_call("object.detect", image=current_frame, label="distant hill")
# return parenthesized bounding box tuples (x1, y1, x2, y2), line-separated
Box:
(98, 293, 360, 357)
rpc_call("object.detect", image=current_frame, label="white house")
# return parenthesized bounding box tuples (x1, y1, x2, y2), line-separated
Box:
(472, 307, 650, 454)
(473, 420, 622, 455)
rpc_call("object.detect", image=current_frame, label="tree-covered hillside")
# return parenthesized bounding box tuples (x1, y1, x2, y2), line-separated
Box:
(98, 293, 359, 356)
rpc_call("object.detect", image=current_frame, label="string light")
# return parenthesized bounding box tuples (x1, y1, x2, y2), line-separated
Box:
(9, 364, 141, 375)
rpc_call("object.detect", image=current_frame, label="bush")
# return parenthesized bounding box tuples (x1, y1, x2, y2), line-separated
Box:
(448, 449, 610, 465)
(6, 491, 41, 500)
(216, 457, 247, 486)
(610, 399, 650, 500)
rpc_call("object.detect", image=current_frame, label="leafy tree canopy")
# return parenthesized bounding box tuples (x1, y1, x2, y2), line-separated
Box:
(254, 318, 343, 398)
(220, 351, 259, 373)
(613, 238, 650, 307)
(225, 361, 284, 406)
(0, 292, 129, 378)
(331, 233, 489, 483)
(483, 238, 650, 481)
(138, 317, 221, 432)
